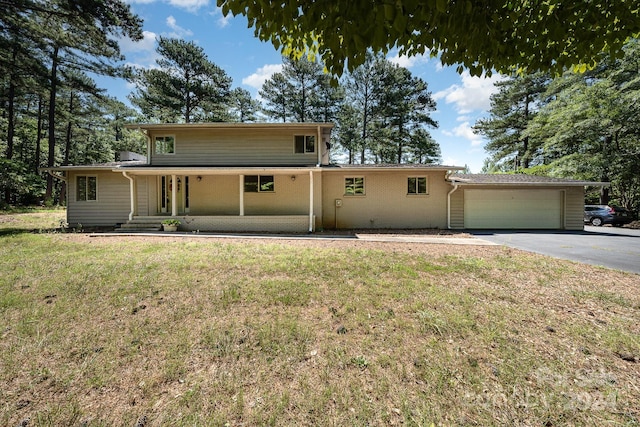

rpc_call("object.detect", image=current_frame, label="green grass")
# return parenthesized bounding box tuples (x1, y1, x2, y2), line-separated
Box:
(0, 212, 639, 426)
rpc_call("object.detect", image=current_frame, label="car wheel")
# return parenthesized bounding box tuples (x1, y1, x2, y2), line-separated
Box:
(590, 217, 604, 226)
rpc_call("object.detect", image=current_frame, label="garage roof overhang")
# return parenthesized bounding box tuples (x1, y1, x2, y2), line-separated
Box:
(448, 174, 609, 187)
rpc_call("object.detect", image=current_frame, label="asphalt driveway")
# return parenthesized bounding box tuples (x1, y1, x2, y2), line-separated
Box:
(471, 226, 640, 275)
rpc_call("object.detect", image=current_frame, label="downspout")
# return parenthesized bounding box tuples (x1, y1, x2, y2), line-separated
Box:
(122, 171, 135, 221)
(447, 182, 459, 230)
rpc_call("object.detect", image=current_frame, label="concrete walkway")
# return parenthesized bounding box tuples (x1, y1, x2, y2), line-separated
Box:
(91, 231, 499, 245)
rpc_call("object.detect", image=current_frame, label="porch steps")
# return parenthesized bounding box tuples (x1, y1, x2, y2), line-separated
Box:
(115, 219, 163, 232)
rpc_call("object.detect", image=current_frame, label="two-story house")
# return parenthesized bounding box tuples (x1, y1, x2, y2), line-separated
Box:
(44, 122, 602, 232)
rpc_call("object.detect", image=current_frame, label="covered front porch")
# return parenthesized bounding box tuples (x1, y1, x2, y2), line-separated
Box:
(121, 215, 314, 233)
(117, 166, 322, 232)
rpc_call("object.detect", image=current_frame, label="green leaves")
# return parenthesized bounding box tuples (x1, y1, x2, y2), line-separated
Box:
(217, 0, 640, 77)
(479, 40, 640, 208)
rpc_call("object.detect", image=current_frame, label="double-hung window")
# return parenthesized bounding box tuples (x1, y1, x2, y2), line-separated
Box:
(294, 135, 315, 153)
(345, 177, 365, 195)
(76, 175, 97, 201)
(155, 136, 175, 154)
(244, 175, 275, 192)
(407, 177, 428, 195)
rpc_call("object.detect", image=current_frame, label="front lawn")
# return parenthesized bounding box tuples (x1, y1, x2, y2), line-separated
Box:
(1, 213, 638, 426)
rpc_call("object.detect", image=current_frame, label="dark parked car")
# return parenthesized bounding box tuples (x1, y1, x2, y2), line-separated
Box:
(584, 205, 633, 226)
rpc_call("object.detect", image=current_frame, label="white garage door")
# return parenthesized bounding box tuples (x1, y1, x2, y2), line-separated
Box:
(464, 189, 563, 229)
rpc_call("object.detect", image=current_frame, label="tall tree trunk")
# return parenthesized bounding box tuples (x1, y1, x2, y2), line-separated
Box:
(45, 45, 59, 202)
(522, 136, 530, 169)
(360, 92, 369, 164)
(600, 135, 612, 205)
(63, 91, 74, 166)
(34, 96, 44, 174)
(396, 123, 404, 164)
(4, 43, 19, 204)
(59, 91, 74, 204)
(522, 94, 531, 169)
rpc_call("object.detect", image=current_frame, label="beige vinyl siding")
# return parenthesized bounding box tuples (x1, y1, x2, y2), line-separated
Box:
(321, 170, 450, 229)
(564, 186, 585, 230)
(149, 128, 319, 166)
(67, 171, 131, 226)
(449, 186, 464, 229)
(136, 176, 151, 216)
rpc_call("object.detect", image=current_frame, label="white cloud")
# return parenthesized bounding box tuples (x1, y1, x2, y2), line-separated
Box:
(166, 15, 193, 37)
(168, 0, 210, 12)
(448, 121, 483, 146)
(443, 156, 461, 167)
(210, 6, 232, 28)
(242, 64, 283, 90)
(433, 71, 505, 114)
(387, 53, 429, 69)
(118, 30, 157, 54)
(126, 0, 209, 12)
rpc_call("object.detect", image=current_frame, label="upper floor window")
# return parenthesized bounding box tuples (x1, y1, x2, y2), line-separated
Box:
(155, 136, 175, 154)
(245, 175, 275, 192)
(345, 177, 365, 195)
(408, 177, 428, 195)
(77, 175, 97, 201)
(294, 135, 315, 153)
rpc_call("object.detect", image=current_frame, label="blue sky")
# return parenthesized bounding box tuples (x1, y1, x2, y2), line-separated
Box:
(104, 0, 505, 172)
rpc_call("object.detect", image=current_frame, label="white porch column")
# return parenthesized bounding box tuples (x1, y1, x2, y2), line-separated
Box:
(309, 170, 314, 232)
(316, 125, 322, 165)
(239, 174, 245, 216)
(171, 174, 177, 217)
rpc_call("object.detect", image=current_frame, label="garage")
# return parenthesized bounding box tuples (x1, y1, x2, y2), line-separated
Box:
(448, 174, 604, 231)
(464, 189, 563, 229)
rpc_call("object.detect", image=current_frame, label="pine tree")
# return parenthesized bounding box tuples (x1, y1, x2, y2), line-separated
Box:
(130, 37, 232, 124)
(259, 72, 291, 122)
(473, 73, 549, 171)
(229, 88, 260, 122)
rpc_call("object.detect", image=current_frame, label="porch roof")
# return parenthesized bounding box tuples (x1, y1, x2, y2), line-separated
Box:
(112, 164, 324, 175)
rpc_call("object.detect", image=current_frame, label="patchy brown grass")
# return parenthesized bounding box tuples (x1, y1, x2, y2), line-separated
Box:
(0, 215, 639, 426)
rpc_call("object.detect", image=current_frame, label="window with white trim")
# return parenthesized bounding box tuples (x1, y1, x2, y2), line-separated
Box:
(294, 135, 315, 153)
(345, 177, 365, 195)
(244, 175, 275, 192)
(407, 177, 428, 195)
(76, 175, 97, 201)
(154, 135, 175, 154)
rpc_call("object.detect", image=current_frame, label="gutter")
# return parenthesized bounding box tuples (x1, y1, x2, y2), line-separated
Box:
(45, 170, 67, 182)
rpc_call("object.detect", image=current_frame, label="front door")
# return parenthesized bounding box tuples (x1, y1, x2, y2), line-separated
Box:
(160, 175, 190, 214)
